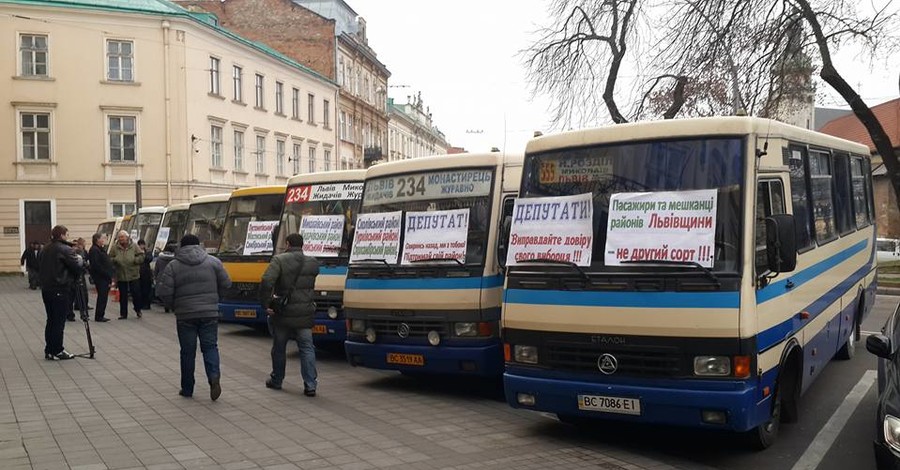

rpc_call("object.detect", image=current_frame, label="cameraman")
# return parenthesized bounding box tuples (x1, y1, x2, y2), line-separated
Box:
(39, 225, 83, 360)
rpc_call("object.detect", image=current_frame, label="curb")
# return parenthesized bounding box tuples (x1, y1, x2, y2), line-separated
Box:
(878, 286, 900, 296)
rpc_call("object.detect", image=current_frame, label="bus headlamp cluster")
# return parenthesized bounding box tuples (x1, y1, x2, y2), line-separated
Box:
(884, 415, 900, 453)
(693, 356, 731, 376)
(327, 306, 339, 319)
(350, 319, 365, 333)
(514, 345, 539, 364)
(365, 328, 377, 343)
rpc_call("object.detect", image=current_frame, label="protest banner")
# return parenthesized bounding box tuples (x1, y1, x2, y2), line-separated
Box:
(363, 169, 493, 207)
(506, 193, 594, 267)
(300, 215, 344, 257)
(350, 211, 402, 264)
(285, 182, 363, 204)
(604, 189, 718, 267)
(153, 227, 170, 253)
(401, 208, 469, 264)
(243, 220, 278, 255)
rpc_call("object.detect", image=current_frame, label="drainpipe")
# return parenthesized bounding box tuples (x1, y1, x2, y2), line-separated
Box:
(162, 20, 173, 204)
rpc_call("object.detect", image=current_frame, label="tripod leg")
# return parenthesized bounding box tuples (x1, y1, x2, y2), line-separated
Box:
(76, 276, 96, 359)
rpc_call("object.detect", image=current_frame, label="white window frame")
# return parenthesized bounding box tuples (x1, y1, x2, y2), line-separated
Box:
(323, 99, 330, 128)
(292, 142, 301, 175)
(275, 81, 284, 115)
(292, 87, 300, 119)
(106, 39, 134, 82)
(276, 138, 286, 176)
(19, 33, 48, 77)
(307, 93, 315, 123)
(18, 110, 52, 161)
(233, 129, 244, 171)
(255, 134, 266, 174)
(110, 202, 136, 218)
(324, 149, 331, 171)
(308, 146, 316, 173)
(255, 73, 265, 109)
(209, 56, 221, 95)
(107, 114, 138, 163)
(210, 124, 223, 168)
(232, 65, 243, 102)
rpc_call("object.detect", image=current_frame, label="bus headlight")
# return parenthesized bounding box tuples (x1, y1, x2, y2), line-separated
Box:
(427, 330, 441, 346)
(454, 322, 478, 337)
(514, 345, 538, 364)
(327, 306, 339, 319)
(884, 415, 900, 452)
(365, 328, 377, 343)
(350, 319, 365, 333)
(693, 356, 731, 376)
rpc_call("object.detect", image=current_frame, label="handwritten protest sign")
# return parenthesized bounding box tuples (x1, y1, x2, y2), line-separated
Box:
(153, 227, 170, 253)
(350, 211, 402, 264)
(401, 209, 469, 264)
(300, 215, 344, 258)
(506, 193, 594, 267)
(604, 189, 718, 267)
(243, 220, 278, 255)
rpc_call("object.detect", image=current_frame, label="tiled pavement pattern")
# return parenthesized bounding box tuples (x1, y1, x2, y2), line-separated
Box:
(0, 276, 705, 470)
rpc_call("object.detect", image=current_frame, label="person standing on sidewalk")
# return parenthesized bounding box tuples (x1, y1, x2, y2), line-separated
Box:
(88, 233, 114, 322)
(156, 234, 231, 400)
(20, 241, 41, 290)
(38, 225, 83, 360)
(153, 242, 178, 313)
(67, 238, 89, 322)
(137, 239, 154, 310)
(259, 233, 320, 396)
(110, 230, 144, 319)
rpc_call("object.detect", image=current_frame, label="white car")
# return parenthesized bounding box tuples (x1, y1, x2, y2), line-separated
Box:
(877, 238, 900, 264)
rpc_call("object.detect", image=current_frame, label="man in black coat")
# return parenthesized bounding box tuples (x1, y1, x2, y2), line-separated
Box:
(39, 225, 83, 360)
(20, 241, 41, 289)
(88, 233, 114, 322)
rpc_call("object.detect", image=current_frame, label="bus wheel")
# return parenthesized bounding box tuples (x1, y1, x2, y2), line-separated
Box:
(744, 384, 782, 450)
(836, 306, 861, 360)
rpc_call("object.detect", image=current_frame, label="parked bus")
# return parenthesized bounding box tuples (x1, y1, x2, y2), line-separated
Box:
(133, 206, 165, 248)
(344, 152, 522, 377)
(96, 217, 123, 244)
(276, 170, 365, 343)
(186, 193, 230, 254)
(155, 202, 190, 254)
(218, 186, 286, 325)
(501, 117, 877, 448)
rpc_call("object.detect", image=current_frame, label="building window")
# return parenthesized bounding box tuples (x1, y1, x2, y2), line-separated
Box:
(308, 147, 316, 173)
(111, 203, 136, 218)
(307, 93, 315, 123)
(292, 143, 301, 175)
(108, 116, 136, 162)
(275, 81, 284, 115)
(255, 74, 264, 108)
(20, 112, 51, 160)
(20, 34, 48, 77)
(292, 88, 300, 119)
(107, 40, 133, 82)
(339, 111, 346, 140)
(255, 135, 265, 173)
(324, 149, 331, 171)
(210, 125, 223, 168)
(232, 65, 243, 102)
(209, 56, 220, 95)
(233, 130, 244, 170)
(323, 99, 330, 128)
(338, 57, 344, 86)
(276, 139, 286, 176)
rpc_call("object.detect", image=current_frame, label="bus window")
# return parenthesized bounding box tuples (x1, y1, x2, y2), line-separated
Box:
(788, 146, 814, 251)
(832, 152, 853, 236)
(755, 179, 786, 276)
(809, 149, 836, 244)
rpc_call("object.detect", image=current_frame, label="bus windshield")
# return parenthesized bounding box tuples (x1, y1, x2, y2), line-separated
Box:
(159, 210, 188, 247)
(218, 194, 284, 258)
(97, 222, 115, 241)
(521, 137, 744, 273)
(278, 182, 363, 261)
(136, 212, 162, 247)
(187, 202, 228, 254)
(357, 168, 495, 266)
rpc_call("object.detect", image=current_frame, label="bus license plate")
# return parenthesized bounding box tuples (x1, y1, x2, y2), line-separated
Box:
(234, 309, 256, 319)
(386, 353, 425, 366)
(312, 325, 327, 334)
(578, 394, 641, 416)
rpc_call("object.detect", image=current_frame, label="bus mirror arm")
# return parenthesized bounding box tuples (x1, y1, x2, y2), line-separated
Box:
(765, 214, 797, 276)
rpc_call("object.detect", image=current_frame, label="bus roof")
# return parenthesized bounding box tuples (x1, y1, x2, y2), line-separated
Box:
(364, 152, 522, 179)
(165, 202, 190, 212)
(135, 206, 166, 214)
(189, 193, 231, 205)
(526, 117, 871, 155)
(230, 185, 286, 198)
(287, 169, 366, 186)
(98, 216, 122, 224)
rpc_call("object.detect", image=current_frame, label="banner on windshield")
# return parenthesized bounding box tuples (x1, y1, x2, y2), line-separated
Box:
(300, 215, 344, 258)
(506, 193, 594, 267)
(286, 182, 363, 204)
(350, 211, 402, 264)
(401, 208, 469, 265)
(153, 227, 170, 253)
(363, 169, 493, 206)
(604, 189, 718, 268)
(243, 220, 278, 255)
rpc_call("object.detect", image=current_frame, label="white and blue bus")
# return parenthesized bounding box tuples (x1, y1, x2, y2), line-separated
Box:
(501, 117, 876, 448)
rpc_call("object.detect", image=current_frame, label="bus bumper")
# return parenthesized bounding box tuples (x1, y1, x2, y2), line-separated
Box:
(219, 302, 267, 325)
(504, 370, 764, 432)
(345, 341, 503, 377)
(312, 319, 346, 343)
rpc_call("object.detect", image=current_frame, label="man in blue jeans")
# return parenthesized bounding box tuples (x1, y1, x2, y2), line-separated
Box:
(260, 233, 320, 396)
(157, 234, 231, 400)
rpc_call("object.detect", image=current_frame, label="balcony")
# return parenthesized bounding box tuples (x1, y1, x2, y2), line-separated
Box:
(364, 146, 383, 162)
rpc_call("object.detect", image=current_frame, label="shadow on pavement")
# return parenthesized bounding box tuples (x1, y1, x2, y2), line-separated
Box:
(359, 372, 505, 402)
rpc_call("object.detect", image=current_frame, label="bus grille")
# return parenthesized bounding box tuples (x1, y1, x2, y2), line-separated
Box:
(369, 319, 447, 338)
(222, 282, 260, 303)
(545, 343, 683, 377)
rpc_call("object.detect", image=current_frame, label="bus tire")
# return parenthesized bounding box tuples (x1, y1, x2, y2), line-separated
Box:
(836, 299, 863, 360)
(744, 381, 782, 450)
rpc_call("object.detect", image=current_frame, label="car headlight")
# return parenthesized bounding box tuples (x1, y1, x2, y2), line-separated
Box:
(327, 306, 339, 319)
(350, 319, 365, 333)
(454, 322, 478, 337)
(885, 415, 900, 452)
(514, 345, 538, 364)
(693, 356, 731, 376)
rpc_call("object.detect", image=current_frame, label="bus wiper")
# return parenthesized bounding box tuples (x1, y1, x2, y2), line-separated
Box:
(621, 259, 720, 286)
(409, 257, 464, 266)
(352, 258, 394, 271)
(517, 258, 589, 280)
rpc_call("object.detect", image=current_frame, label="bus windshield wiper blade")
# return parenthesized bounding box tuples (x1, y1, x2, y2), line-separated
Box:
(621, 259, 720, 285)
(408, 257, 464, 266)
(352, 258, 394, 271)
(517, 258, 588, 280)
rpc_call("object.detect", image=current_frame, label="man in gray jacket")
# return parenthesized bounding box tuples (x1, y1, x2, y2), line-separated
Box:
(260, 233, 320, 396)
(156, 234, 231, 400)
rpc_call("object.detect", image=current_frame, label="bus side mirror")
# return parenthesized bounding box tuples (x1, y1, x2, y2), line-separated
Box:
(867, 333, 892, 359)
(765, 214, 797, 273)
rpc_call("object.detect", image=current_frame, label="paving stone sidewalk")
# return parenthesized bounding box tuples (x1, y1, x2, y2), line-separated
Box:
(0, 275, 697, 470)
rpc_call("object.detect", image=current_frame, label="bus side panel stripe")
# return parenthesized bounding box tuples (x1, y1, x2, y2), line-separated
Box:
(320, 266, 348, 275)
(504, 290, 740, 309)
(346, 275, 503, 290)
(756, 239, 868, 305)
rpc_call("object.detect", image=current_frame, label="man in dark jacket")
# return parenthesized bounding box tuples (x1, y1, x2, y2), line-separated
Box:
(39, 225, 83, 360)
(88, 233, 115, 322)
(156, 234, 231, 400)
(137, 239, 153, 310)
(153, 242, 178, 312)
(259, 233, 321, 396)
(20, 241, 41, 289)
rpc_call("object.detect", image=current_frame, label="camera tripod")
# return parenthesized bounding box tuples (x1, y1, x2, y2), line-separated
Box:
(73, 272, 96, 359)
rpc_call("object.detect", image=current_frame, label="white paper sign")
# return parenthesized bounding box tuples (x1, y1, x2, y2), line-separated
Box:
(401, 209, 469, 264)
(363, 169, 493, 207)
(604, 189, 718, 267)
(300, 215, 344, 258)
(243, 220, 278, 255)
(286, 182, 363, 204)
(506, 193, 594, 267)
(350, 211, 402, 264)
(154, 227, 170, 252)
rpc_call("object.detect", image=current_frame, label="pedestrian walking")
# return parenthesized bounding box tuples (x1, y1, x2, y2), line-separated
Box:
(38, 225, 83, 360)
(153, 242, 177, 313)
(259, 233, 320, 396)
(137, 239, 154, 310)
(156, 234, 231, 400)
(88, 233, 114, 322)
(110, 230, 144, 319)
(20, 241, 41, 289)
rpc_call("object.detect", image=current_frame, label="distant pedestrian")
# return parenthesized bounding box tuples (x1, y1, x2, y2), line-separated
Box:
(259, 233, 320, 396)
(88, 233, 114, 322)
(38, 225, 83, 360)
(153, 242, 178, 313)
(137, 239, 153, 310)
(156, 234, 231, 400)
(20, 241, 41, 289)
(110, 230, 144, 319)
